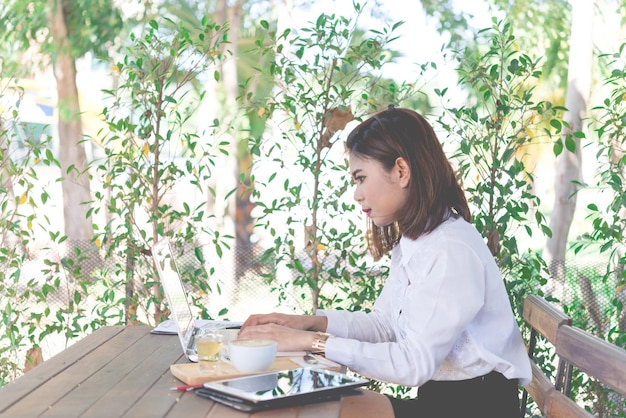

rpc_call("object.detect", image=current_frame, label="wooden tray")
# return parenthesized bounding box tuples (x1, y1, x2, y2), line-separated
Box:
(170, 355, 341, 385)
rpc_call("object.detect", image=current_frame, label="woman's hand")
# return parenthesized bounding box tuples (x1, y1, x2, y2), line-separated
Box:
(237, 323, 316, 352)
(240, 312, 327, 332)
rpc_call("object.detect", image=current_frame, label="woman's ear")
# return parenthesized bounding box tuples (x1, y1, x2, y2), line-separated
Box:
(395, 157, 411, 188)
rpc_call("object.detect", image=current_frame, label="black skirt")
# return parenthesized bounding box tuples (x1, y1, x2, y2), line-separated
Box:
(387, 371, 520, 418)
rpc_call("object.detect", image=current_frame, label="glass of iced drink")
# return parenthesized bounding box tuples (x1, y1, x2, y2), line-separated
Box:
(196, 330, 223, 373)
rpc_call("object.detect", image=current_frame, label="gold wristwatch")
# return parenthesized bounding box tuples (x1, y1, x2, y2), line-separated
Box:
(311, 331, 333, 353)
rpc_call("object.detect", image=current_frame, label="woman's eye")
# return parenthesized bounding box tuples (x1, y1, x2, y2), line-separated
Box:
(354, 176, 365, 184)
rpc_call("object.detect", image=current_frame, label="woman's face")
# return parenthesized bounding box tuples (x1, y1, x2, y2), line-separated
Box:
(349, 153, 410, 227)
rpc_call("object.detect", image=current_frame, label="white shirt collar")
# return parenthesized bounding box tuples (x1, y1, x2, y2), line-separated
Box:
(397, 215, 458, 267)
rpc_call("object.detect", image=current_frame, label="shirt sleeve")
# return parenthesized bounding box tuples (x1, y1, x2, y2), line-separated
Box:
(317, 265, 400, 342)
(319, 239, 486, 387)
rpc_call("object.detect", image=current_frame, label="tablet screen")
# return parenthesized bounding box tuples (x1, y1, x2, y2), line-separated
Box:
(203, 367, 368, 403)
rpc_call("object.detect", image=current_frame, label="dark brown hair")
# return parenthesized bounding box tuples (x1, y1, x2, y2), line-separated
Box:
(346, 107, 471, 260)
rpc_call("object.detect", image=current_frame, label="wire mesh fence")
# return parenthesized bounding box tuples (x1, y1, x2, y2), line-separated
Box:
(29, 241, 619, 333)
(547, 259, 625, 334)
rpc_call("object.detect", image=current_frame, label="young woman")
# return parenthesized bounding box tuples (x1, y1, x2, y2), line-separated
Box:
(238, 106, 532, 417)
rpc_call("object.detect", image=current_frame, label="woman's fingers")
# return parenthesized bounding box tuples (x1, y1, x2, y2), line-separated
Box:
(241, 313, 306, 330)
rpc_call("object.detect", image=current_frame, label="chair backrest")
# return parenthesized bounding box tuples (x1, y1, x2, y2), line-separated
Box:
(526, 362, 593, 417)
(544, 387, 594, 418)
(556, 324, 626, 397)
(525, 362, 554, 414)
(523, 294, 572, 344)
(521, 294, 573, 416)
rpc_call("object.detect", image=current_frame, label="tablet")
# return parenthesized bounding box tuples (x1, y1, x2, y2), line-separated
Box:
(196, 367, 368, 412)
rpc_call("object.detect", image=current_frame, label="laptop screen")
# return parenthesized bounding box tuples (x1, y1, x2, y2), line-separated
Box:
(152, 240, 196, 355)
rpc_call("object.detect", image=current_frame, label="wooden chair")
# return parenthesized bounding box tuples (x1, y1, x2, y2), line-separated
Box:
(544, 385, 594, 418)
(523, 295, 572, 347)
(523, 361, 593, 417)
(520, 294, 574, 415)
(556, 324, 626, 397)
(525, 362, 554, 415)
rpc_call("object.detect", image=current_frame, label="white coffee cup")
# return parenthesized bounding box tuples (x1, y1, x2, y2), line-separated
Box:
(229, 339, 278, 373)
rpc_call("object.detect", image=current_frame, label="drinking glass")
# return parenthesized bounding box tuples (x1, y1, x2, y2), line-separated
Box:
(196, 330, 223, 373)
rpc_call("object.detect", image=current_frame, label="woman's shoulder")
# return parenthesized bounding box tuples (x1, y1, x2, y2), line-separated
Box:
(439, 216, 489, 246)
(399, 217, 486, 259)
(425, 215, 477, 240)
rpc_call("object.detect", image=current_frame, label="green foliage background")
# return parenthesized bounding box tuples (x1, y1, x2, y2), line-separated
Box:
(0, 2, 624, 415)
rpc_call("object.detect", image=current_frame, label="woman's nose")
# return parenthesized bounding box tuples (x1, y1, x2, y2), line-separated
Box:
(353, 187, 363, 202)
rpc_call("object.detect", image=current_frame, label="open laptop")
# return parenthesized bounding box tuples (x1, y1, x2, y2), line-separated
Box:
(151, 239, 242, 362)
(196, 367, 368, 412)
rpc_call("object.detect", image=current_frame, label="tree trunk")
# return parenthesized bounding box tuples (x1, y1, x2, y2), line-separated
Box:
(223, 1, 255, 280)
(0, 119, 18, 245)
(48, 0, 93, 244)
(544, 0, 593, 302)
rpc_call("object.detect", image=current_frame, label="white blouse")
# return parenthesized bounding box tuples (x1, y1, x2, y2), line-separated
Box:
(318, 216, 532, 387)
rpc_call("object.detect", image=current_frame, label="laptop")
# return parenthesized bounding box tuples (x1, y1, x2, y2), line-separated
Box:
(151, 239, 242, 362)
(196, 367, 368, 412)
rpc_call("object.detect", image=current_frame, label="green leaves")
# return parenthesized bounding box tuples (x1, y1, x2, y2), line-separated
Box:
(245, 5, 414, 312)
(442, 19, 552, 299)
(88, 16, 235, 339)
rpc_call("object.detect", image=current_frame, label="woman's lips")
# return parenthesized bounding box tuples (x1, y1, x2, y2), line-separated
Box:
(363, 209, 371, 217)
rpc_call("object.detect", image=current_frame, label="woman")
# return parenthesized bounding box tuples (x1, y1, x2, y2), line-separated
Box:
(238, 106, 531, 417)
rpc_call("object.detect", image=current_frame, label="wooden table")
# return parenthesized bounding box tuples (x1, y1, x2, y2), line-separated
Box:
(0, 326, 343, 417)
